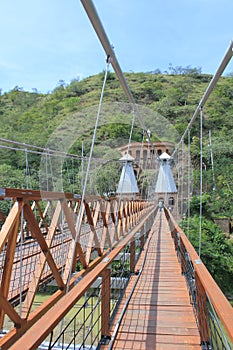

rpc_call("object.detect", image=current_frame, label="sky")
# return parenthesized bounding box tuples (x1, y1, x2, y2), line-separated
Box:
(0, 0, 232, 93)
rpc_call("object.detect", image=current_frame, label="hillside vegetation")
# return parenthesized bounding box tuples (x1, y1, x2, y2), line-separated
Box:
(0, 68, 232, 296)
(0, 70, 232, 212)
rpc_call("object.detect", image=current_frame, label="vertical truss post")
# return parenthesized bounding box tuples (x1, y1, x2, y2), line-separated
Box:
(130, 239, 136, 273)
(140, 225, 144, 251)
(0, 199, 23, 329)
(0, 216, 20, 329)
(195, 271, 210, 344)
(101, 267, 111, 339)
(146, 218, 150, 238)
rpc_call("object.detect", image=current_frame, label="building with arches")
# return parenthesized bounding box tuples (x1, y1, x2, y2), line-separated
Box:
(118, 141, 174, 170)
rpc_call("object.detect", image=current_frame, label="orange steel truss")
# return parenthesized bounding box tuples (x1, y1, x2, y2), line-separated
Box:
(0, 187, 154, 349)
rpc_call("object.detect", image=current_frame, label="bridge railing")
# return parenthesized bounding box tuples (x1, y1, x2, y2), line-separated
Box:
(164, 208, 233, 350)
(0, 187, 155, 349)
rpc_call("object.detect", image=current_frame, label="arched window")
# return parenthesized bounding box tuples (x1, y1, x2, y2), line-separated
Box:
(157, 149, 162, 156)
(143, 149, 147, 159)
(136, 150, 140, 161)
(169, 197, 175, 206)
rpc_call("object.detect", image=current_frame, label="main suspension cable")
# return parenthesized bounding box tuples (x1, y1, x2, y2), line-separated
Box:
(126, 110, 136, 156)
(187, 129, 191, 238)
(199, 107, 203, 257)
(172, 40, 233, 158)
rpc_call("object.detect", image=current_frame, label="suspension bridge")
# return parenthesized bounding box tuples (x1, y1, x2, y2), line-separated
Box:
(0, 0, 233, 349)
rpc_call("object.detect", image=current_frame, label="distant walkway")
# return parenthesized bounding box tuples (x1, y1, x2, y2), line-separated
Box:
(103, 211, 201, 350)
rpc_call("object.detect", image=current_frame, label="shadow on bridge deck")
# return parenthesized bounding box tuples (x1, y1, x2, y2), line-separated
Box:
(102, 210, 201, 350)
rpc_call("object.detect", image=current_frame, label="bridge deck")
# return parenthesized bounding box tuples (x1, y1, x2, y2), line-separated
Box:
(104, 211, 201, 349)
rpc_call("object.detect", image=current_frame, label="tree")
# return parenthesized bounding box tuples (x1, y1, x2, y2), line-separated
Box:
(183, 216, 233, 295)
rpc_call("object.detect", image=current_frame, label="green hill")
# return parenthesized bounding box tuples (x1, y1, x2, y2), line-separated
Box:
(0, 71, 232, 212)
(1, 71, 232, 141)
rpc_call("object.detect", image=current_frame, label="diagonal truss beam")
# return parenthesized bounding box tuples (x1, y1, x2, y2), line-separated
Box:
(21, 201, 64, 318)
(0, 288, 24, 328)
(62, 201, 86, 268)
(0, 201, 23, 251)
(0, 216, 20, 328)
(85, 201, 102, 264)
(62, 201, 87, 282)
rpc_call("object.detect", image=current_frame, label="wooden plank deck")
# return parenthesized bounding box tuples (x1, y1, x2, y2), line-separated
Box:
(102, 211, 201, 350)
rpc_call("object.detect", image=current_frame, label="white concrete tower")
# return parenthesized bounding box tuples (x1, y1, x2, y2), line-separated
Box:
(116, 154, 139, 199)
(154, 152, 178, 218)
